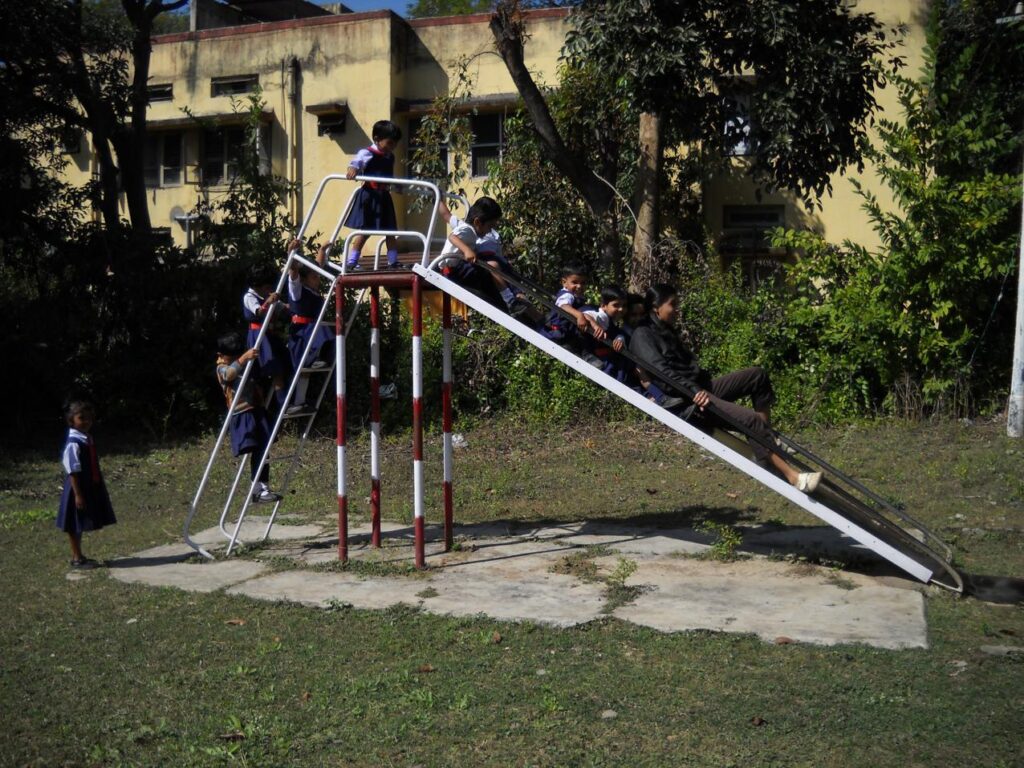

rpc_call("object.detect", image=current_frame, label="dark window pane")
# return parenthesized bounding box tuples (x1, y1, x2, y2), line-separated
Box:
(143, 134, 161, 187)
(471, 113, 500, 144)
(472, 146, 499, 177)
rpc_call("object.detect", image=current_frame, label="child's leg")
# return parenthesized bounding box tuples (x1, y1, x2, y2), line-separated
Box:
(484, 260, 518, 308)
(347, 234, 367, 267)
(385, 236, 399, 267)
(68, 532, 84, 561)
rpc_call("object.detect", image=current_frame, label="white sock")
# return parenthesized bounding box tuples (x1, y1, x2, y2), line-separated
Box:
(501, 288, 515, 306)
(294, 377, 310, 406)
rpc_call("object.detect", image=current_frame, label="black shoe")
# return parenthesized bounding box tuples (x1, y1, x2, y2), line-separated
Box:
(252, 489, 283, 504)
(69, 558, 98, 569)
(386, 261, 408, 271)
(345, 262, 362, 272)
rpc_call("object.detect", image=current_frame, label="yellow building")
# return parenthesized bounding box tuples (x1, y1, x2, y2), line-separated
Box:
(61, 0, 929, 270)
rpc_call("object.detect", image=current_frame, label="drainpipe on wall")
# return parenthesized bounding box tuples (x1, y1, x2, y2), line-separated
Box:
(288, 57, 301, 225)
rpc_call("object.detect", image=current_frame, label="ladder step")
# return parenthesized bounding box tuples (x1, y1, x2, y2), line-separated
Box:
(282, 409, 316, 420)
(300, 366, 333, 374)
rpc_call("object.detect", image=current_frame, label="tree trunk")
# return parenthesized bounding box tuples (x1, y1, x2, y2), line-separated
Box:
(93, 135, 122, 231)
(119, 0, 156, 237)
(489, 2, 613, 218)
(630, 110, 662, 292)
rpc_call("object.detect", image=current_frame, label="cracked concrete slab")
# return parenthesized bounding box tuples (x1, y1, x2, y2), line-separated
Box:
(113, 519, 931, 648)
(612, 557, 927, 649)
(227, 570, 421, 610)
(109, 558, 267, 593)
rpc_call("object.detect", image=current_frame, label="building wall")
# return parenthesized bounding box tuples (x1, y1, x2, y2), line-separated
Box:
(60, 2, 928, 263)
(59, 8, 569, 251)
(703, 0, 931, 274)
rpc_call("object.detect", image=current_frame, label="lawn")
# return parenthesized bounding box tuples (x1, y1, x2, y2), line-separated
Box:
(1, 416, 1022, 767)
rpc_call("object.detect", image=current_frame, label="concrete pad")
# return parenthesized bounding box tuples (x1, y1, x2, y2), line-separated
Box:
(109, 559, 267, 593)
(613, 558, 928, 649)
(227, 570, 420, 610)
(190, 518, 324, 548)
(426, 543, 607, 627)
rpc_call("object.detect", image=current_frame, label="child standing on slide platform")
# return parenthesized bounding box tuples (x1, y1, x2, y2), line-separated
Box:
(57, 399, 116, 569)
(344, 120, 403, 271)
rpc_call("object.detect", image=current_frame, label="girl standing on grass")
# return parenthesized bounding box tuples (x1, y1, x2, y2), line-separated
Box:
(56, 399, 116, 569)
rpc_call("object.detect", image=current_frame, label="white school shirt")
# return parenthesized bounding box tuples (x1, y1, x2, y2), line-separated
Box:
(243, 288, 265, 317)
(348, 147, 377, 171)
(440, 215, 480, 259)
(62, 428, 88, 474)
(287, 273, 303, 303)
(583, 308, 626, 344)
(555, 290, 578, 308)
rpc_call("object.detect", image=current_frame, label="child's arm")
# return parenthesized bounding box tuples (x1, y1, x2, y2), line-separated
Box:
(68, 473, 86, 510)
(346, 148, 373, 180)
(448, 233, 477, 264)
(438, 199, 453, 224)
(286, 239, 302, 278)
(317, 243, 330, 266)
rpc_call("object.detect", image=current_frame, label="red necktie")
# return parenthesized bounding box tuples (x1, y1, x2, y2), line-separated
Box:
(87, 436, 101, 483)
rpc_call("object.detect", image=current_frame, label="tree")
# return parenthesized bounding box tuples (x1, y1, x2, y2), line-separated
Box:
(491, 0, 898, 284)
(773, 26, 1021, 415)
(407, 0, 492, 17)
(1, 0, 186, 237)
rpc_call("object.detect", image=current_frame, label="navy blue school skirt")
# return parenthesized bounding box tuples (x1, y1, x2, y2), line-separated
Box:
(247, 327, 289, 379)
(56, 477, 116, 534)
(345, 187, 397, 231)
(288, 323, 334, 371)
(228, 408, 271, 457)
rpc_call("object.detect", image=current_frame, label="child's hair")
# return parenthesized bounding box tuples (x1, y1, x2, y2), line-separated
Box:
(466, 196, 502, 225)
(600, 285, 627, 306)
(64, 398, 94, 424)
(217, 331, 245, 357)
(627, 292, 645, 308)
(248, 265, 278, 289)
(372, 120, 403, 143)
(645, 283, 678, 312)
(560, 262, 588, 281)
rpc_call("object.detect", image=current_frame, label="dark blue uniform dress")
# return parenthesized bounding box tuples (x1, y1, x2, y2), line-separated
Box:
(56, 431, 116, 534)
(588, 321, 633, 384)
(539, 289, 589, 343)
(287, 282, 334, 370)
(243, 288, 291, 379)
(344, 146, 398, 231)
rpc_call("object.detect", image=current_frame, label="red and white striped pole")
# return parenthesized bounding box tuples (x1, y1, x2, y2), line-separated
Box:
(411, 275, 426, 569)
(369, 285, 382, 548)
(442, 292, 454, 551)
(335, 281, 348, 562)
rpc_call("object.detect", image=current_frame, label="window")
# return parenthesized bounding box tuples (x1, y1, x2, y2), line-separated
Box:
(200, 125, 270, 186)
(407, 116, 449, 179)
(60, 127, 82, 155)
(722, 94, 754, 157)
(148, 84, 173, 103)
(143, 131, 183, 187)
(306, 101, 348, 137)
(721, 206, 786, 288)
(211, 74, 259, 98)
(470, 113, 505, 177)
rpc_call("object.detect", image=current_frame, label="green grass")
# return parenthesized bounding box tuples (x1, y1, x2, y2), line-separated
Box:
(1, 417, 1023, 766)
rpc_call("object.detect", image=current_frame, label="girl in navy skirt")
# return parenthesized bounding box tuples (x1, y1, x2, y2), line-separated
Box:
(344, 120, 403, 271)
(286, 240, 334, 412)
(243, 266, 291, 411)
(57, 399, 116, 568)
(216, 333, 282, 504)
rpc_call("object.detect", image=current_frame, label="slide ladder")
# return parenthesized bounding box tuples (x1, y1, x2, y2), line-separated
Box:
(183, 175, 443, 558)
